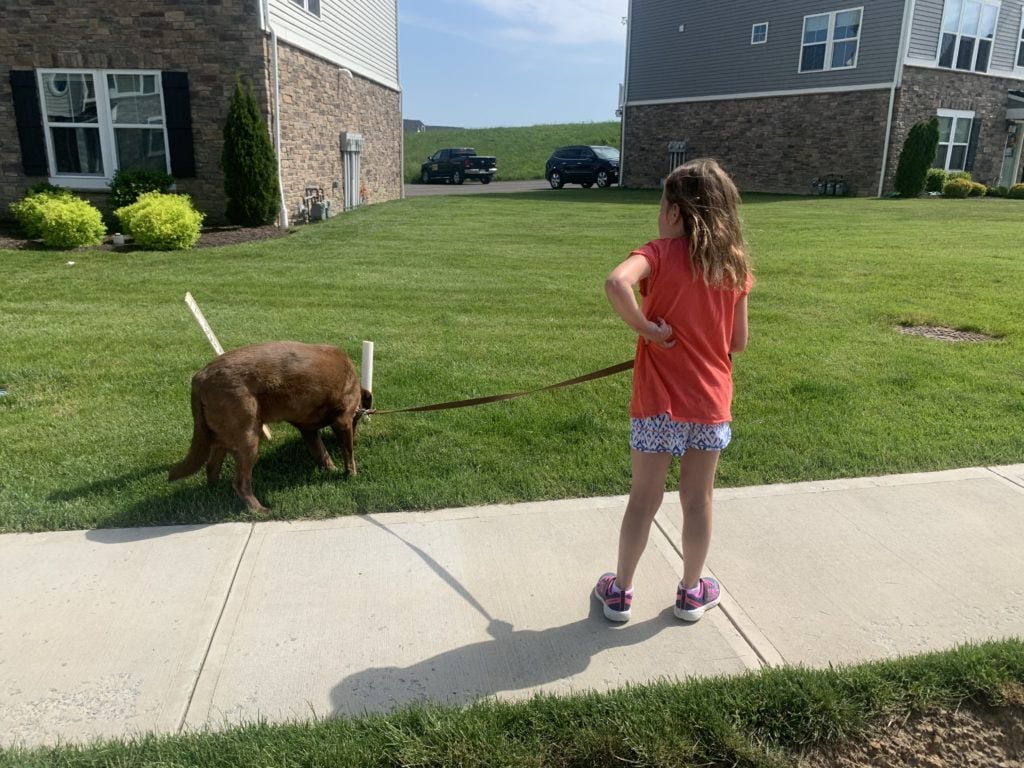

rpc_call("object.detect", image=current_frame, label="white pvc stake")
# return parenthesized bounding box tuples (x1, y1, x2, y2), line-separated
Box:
(184, 292, 224, 355)
(184, 292, 272, 440)
(361, 340, 374, 392)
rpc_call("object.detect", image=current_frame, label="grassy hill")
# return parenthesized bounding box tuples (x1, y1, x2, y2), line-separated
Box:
(403, 122, 621, 183)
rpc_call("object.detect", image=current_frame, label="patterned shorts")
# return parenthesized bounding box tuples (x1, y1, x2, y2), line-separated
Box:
(630, 414, 732, 456)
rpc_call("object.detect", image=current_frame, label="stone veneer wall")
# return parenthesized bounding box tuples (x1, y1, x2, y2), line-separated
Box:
(623, 89, 892, 196)
(882, 66, 1022, 193)
(0, 0, 267, 224)
(274, 42, 401, 221)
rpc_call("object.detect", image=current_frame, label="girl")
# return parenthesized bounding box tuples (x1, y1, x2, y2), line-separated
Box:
(595, 158, 752, 623)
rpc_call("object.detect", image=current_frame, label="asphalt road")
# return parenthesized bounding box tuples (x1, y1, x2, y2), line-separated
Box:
(403, 179, 550, 197)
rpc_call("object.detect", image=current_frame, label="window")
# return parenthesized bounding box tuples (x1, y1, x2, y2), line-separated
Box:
(933, 110, 975, 171)
(800, 8, 862, 72)
(38, 69, 168, 186)
(1017, 14, 1024, 68)
(290, 0, 320, 17)
(937, 0, 999, 73)
(751, 22, 768, 45)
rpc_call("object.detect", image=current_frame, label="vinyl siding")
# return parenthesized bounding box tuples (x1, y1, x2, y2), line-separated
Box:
(268, 0, 398, 90)
(626, 0, 906, 102)
(907, 0, 1024, 74)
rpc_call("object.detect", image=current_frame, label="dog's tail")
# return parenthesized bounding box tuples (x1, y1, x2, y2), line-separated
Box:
(168, 380, 213, 481)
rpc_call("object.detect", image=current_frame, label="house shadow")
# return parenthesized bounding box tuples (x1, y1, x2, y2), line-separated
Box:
(329, 603, 686, 717)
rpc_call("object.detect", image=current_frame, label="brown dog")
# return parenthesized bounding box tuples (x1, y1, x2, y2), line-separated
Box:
(169, 341, 372, 512)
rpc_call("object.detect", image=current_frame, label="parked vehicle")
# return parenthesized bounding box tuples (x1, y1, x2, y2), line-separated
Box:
(545, 145, 619, 189)
(420, 148, 497, 184)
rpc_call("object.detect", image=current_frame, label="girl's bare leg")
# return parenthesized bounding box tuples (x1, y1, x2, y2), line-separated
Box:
(677, 448, 720, 588)
(615, 450, 673, 590)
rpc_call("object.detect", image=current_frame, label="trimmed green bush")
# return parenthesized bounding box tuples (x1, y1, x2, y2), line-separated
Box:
(924, 168, 947, 193)
(893, 118, 940, 197)
(943, 178, 972, 198)
(116, 191, 205, 250)
(221, 77, 279, 226)
(968, 181, 987, 197)
(8, 186, 73, 239)
(110, 168, 175, 208)
(947, 170, 972, 182)
(1008, 183, 1024, 199)
(986, 186, 1007, 198)
(36, 196, 106, 248)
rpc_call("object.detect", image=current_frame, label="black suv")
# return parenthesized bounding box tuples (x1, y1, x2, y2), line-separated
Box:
(545, 145, 620, 189)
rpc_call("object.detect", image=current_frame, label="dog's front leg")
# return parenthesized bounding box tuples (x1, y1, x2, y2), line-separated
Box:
(330, 420, 356, 475)
(299, 428, 336, 471)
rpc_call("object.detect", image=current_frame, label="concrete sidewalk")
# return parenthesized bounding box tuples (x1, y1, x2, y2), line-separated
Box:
(2, 465, 1023, 748)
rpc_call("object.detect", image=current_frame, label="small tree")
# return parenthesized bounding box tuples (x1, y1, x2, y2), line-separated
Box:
(893, 118, 940, 198)
(221, 77, 280, 226)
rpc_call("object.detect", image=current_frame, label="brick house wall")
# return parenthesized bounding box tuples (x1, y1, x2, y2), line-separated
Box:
(275, 42, 401, 220)
(623, 89, 892, 196)
(0, 1, 401, 226)
(0, 0, 267, 223)
(881, 66, 1022, 194)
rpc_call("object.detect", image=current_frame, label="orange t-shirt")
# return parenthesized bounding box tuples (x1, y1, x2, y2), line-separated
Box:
(629, 238, 751, 424)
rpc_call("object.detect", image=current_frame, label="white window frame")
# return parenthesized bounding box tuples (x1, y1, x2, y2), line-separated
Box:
(37, 68, 169, 189)
(1016, 12, 1024, 70)
(290, 0, 321, 18)
(751, 22, 769, 45)
(799, 8, 864, 73)
(934, 109, 975, 172)
(936, 0, 1001, 73)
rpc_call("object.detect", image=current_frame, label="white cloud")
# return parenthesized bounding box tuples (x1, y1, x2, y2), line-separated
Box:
(465, 0, 627, 45)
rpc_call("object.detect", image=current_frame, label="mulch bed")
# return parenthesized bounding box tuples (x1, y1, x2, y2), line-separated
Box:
(0, 223, 288, 251)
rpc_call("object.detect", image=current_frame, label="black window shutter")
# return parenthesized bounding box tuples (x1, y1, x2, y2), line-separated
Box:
(9, 70, 48, 176)
(161, 71, 196, 178)
(964, 118, 981, 173)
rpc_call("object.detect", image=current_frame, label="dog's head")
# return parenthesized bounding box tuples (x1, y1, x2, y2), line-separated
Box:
(354, 387, 373, 426)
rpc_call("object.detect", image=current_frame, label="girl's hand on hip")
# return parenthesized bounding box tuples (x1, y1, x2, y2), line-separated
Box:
(643, 317, 676, 348)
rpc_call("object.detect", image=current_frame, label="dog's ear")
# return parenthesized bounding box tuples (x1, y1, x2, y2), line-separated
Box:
(361, 387, 373, 410)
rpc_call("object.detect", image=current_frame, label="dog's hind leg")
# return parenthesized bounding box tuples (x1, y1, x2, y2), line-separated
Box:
(229, 432, 268, 513)
(297, 427, 335, 471)
(206, 443, 227, 485)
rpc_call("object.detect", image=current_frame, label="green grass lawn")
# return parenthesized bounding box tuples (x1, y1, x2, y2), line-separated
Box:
(1, 191, 1022, 532)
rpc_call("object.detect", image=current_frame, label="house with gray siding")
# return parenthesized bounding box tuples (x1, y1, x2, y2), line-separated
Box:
(1, 0, 402, 225)
(620, 0, 1024, 195)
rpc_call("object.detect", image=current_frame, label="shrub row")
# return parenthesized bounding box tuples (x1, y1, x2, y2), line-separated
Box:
(9, 186, 204, 250)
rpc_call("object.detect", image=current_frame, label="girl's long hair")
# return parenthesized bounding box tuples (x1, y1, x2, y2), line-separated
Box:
(664, 158, 751, 290)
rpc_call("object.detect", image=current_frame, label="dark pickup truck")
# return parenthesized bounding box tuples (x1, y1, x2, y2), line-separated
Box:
(420, 147, 497, 184)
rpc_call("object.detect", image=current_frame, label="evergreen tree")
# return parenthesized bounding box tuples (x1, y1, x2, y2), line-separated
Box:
(221, 77, 280, 226)
(893, 118, 940, 198)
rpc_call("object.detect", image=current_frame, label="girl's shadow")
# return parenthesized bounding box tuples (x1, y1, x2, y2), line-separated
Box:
(330, 602, 684, 716)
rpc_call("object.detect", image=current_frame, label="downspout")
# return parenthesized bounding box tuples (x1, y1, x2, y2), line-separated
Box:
(260, 0, 289, 228)
(619, 0, 633, 187)
(878, 0, 916, 197)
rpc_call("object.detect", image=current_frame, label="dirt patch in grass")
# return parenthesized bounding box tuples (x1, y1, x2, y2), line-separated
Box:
(798, 704, 1024, 767)
(896, 324, 997, 343)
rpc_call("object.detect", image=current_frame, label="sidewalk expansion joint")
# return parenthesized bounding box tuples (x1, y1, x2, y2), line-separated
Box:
(177, 522, 256, 733)
(652, 517, 779, 670)
(987, 466, 1024, 491)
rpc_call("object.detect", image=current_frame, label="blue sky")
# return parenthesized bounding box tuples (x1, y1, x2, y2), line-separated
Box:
(399, 0, 628, 128)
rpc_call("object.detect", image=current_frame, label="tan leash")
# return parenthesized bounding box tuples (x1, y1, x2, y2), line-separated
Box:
(365, 359, 634, 416)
